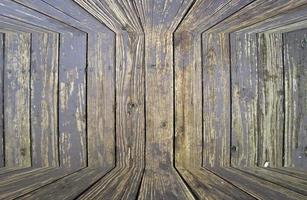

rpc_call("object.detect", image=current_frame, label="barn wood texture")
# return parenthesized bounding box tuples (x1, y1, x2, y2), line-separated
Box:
(0, 0, 306, 199)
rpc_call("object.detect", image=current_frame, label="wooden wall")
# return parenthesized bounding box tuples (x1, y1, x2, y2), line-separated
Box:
(0, 0, 306, 199)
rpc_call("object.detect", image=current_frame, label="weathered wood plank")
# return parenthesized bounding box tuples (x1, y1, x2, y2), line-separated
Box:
(138, 169, 194, 200)
(14, 0, 117, 169)
(0, 168, 79, 200)
(58, 32, 87, 169)
(30, 32, 59, 167)
(114, 31, 145, 168)
(208, 167, 306, 200)
(202, 32, 230, 167)
(144, 0, 193, 171)
(230, 32, 258, 167)
(268, 167, 307, 180)
(77, 166, 143, 199)
(0, 167, 29, 175)
(4, 32, 31, 167)
(241, 167, 307, 195)
(0, 0, 78, 34)
(87, 32, 115, 168)
(145, 31, 174, 170)
(210, 0, 307, 33)
(18, 167, 111, 200)
(0, 167, 53, 184)
(284, 28, 307, 170)
(177, 0, 254, 33)
(0, 33, 4, 168)
(178, 167, 254, 199)
(174, 31, 202, 168)
(257, 33, 284, 168)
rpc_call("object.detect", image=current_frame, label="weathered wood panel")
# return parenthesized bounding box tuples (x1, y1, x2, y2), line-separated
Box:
(58, 32, 87, 169)
(257, 33, 284, 168)
(4, 32, 31, 167)
(230, 32, 258, 167)
(15, 0, 117, 169)
(0, 33, 4, 167)
(209, 167, 306, 200)
(18, 167, 111, 200)
(87, 32, 115, 168)
(138, 170, 194, 200)
(202, 32, 230, 167)
(144, 0, 193, 171)
(115, 32, 145, 168)
(284, 29, 307, 170)
(174, 31, 203, 168)
(30, 32, 59, 167)
(177, 0, 254, 33)
(178, 167, 254, 199)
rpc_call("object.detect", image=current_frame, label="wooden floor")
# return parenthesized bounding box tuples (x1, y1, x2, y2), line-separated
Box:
(0, 0, 306, 199)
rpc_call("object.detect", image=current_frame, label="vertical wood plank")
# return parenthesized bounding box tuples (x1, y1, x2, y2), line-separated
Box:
(202, 32, 231, 167)
(30, 32, 59, 167)
(144, 0, 194, 172)
(0, 33, 3, 167)
(174, 31, 202, 168)
(116, 32, 145, 167)
(230, 32, 258, 167)
(87, 32, 115, 167)
(284, 29, 307, 170)
(4, 32, 31, 167)
(59, 32, 87, 169)
(258, 33, 284, 168)
(145, 32, 174, 170)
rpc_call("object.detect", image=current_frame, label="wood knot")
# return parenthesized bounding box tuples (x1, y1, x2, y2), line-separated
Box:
(160, 121, 167, 128)
(20, 148, 26, 156)
(127, 102, 137, 115)
(231, 146, 237, 153)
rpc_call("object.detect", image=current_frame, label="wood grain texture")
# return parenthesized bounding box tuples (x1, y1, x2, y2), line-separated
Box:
(257, 33, 284, 168)
(58, 32, 87, 169)
(283, 29, 307, 170)
(30, 32, 59, 167)
(202, 32, 231, 167)
(78, 166, 143, 200)
(16, 0, 117, 169)
(178, 167, 254, 199)
(4, 32, 31, 167)
(115, 32, 145, 168)
(241, 167, 307, 196)
(0, 167, 78, 200)
(0, 33, 3, 168)
(138, 169, 194, 200)
(209, 167, 306, 200)
(143, 0, 193, 171)
(174, 31, 202, 168)
(0, 1, 306, 199)
(230, 32, 258, 168)
(87, 32, 115, 168)
(19, 167, 111, 200)
(177, 0, 254, 33)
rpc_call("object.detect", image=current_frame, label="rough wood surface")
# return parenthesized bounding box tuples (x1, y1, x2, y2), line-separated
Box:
(0, 33, 3, 168)
(30, 32, 59, 167)
(209, 167, 306, 200)
(58, 31, 87, 169)
(178, 167, 254, 199)
(230, 32, 258, 168)
(4, 32, 31, 168)
(174, 31, 202, 168)
(202, 32, 231, 167)
(0, 0, 306, 199)
(284, 28, 307, 170)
